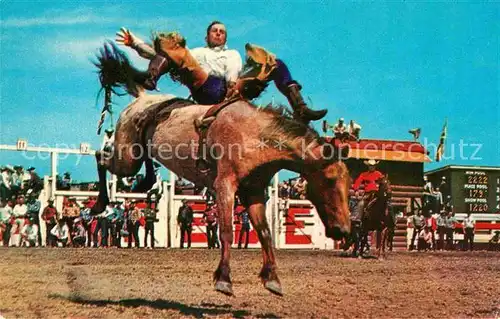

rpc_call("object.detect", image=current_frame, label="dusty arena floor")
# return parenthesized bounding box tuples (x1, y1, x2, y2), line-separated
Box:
(0, 248, 499, 318)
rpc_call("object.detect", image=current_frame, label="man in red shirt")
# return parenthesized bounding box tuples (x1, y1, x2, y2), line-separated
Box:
(41, 198, 58, 247)
(352, 159, 385, 215)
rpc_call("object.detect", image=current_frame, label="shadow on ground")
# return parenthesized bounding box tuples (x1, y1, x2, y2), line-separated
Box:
(49, 293, 280, 318)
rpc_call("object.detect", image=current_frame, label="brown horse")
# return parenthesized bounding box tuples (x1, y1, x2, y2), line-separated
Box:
(358, 175, 392, 259)
(91, 43, 351, 296)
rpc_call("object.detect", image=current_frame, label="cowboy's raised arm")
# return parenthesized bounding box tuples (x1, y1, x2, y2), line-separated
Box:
(116, 27, 156, 60)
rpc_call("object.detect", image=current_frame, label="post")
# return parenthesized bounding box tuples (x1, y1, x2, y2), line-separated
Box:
(110, 174, 117, 202)
(272, 173, 279, 248)
(50, 152, 58, 199)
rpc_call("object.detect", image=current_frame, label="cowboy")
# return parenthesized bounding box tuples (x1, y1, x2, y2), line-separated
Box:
(71, 218, 87, 247)
(436, 210, 447, 250)
(126, 201, 141, 248)
(177, 199, 194, 249)
(410, 210, 425, 251)
(26, 167, 43, 195)
(352, 159, 385, 216)
(445, 211, 457, 250)
(143, 201, 158, 249)
(42, 198, 58, 247)
(116, 21, 327, 124)
(236, 205, 250, 249)
(0, 166, 13, 200)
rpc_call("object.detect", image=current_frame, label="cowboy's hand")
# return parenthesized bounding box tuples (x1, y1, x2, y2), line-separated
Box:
(116, 27, 142, 47)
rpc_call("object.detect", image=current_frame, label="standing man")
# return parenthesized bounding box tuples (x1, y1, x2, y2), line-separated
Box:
(203, 201, 218, 249)
(445, 211, 457, 250)
(127, 201, 141, 248)
(177, 199, 194, 249)
(436, 210, 447, 251)
(410, 210, 425, 251)
(0, 199, 13, 246)
(41, 198, 58, 247)
(143, 201, 158, 249)
(236, 206, 251, 249)
(462, 212, 475, 251)
(11, 195, 28, 247)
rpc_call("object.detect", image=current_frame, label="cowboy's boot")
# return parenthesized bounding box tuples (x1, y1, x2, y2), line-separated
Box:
(286, 83, 327, 123)
(154, 32, 208, 89)
(144, 32, 208, 90)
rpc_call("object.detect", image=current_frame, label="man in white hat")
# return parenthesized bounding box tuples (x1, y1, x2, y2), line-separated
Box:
(352, 159, 385, 215)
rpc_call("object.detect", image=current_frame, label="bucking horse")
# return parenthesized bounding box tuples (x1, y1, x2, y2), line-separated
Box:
(91, 43, 351, 296)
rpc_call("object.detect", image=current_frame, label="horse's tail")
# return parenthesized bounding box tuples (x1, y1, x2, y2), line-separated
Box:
(93, 41, 149, 97)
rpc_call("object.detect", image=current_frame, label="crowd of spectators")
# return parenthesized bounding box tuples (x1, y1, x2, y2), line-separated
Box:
(278, 177, 308, 200)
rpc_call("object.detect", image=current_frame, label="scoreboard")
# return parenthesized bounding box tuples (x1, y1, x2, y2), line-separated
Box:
(460, 170, 499, 213)
(426, 166, 500, 214)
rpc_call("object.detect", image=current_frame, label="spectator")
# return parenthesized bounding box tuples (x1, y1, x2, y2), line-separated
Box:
(60, 172, 72, 190)
(26, 167, 43, 195)
(143, 201, 158, 249)
(462, 212, 475, 251)
(80, 199, 94, 247)
(425, 210, 437, 250)
(11, 195, 28, 247)
(112, 201, 125, 248)
(131, 174, 144, 192)
(11, 166, 25, 197)
(237, 206, 250, 249)
(20, 217, 39, 247)
(348, 120, 362, 141)
(294, 176, 307, 200)
(333, 118, 349, 140)
(438, 176, 450, 201)
(1, 166, 13, 200)
(488, 231, 500, 251)
(418, 226, 433, 251)
(26, 191, 42, 246)
(93, 203, 112, 248)
(445, 211, 457, 250)
(127, 201, 141, 248)
(436, 210, 447, 251)
(63, 198, 80, 241)
(0, 199, 13, 246)
(177, 199, 194, 249)
(41, 198, 58, 247)
(203, 201, 219, 249)
(51, 218, 70, 247)
(71, 218, 86, 247)
(410, 210, 424, 251)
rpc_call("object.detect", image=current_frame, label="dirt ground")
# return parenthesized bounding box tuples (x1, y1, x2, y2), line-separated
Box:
(0, 248, 499, 319)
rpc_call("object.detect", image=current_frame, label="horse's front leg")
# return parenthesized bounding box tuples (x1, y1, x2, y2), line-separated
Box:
(242, 191, 282, 296)
(92, 144, 143, 214)
(376, 229, 382, 259)
(213, 176, 238, 296)
(380, 227, 389, 259)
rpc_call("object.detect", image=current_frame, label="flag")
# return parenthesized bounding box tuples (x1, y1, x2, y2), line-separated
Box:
(435, 119, 447, 162)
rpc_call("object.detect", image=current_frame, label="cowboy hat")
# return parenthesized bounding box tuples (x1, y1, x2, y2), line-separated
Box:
(363, 159, 379, 166)
(27, 166, 35, 171)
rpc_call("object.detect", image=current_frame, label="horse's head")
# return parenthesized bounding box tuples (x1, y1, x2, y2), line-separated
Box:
(377, 175, 392, 199)
(304, 161, 351, 240)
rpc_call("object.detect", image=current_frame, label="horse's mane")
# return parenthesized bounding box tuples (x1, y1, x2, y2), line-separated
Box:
(259, 103, 322, 147)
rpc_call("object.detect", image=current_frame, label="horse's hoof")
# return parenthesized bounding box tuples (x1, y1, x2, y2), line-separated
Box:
(264, 280, 283, 296)
(215, 281, 233, 296)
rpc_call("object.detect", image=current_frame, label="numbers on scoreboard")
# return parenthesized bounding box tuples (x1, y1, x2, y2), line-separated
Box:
(469, 203, 489, 212)
(16, 139, 28, 151)
(467, 175, 488, 184)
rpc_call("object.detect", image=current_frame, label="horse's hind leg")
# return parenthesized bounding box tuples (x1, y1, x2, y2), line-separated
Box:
(240, 188, 282, 296)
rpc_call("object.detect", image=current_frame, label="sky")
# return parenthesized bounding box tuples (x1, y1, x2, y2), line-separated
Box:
(1, 1, 499, 183)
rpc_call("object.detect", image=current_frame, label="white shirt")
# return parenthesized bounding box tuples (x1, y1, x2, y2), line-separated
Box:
(51, 224, 69, 240)
(190, 46, 242, 83)
(21, 224, 39, 241)
(463, 216, 475, 229)
(348, 122, 362, 134)
(13, 204, 27, 218)
(333, 123, 347, 133)
(1, 171, 11, 188)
